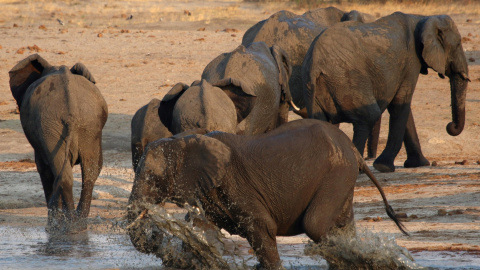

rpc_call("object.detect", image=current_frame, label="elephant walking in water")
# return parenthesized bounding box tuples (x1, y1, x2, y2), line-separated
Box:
(302, 12, 469, 172)
(127, 119, 407, 269)
(9, 54, 108, 233)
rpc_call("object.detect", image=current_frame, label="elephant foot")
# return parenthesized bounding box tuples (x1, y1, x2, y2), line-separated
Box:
(373, 158, 395, 173)
(404, 156, 430, 168)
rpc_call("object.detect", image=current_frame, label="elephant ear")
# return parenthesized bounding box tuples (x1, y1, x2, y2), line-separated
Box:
(420, 16, 449, 77)
(9, 54, 52, 106)
(158, 82, 189, 131)
(71, 62, 96, 84)
(213, 77, 257, 123)
(179, 135, 231, 200)
(270, 45, 293, 104)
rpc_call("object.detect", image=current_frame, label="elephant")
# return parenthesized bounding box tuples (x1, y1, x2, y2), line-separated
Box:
(9, 54, 108, 233)
(157, 41, 292, 137)
(242, 7, 374, 109)
(302, 12, 469, 173)
(132, 40, 292, 170)
(131, 98, 172, 172)
(127, 119, 407, 269)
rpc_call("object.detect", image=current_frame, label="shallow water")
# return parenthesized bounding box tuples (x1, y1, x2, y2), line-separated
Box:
(1, 225, 479, 269)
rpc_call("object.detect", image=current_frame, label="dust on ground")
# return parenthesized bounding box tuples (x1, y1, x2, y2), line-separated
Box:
(0, 0, 479, 261)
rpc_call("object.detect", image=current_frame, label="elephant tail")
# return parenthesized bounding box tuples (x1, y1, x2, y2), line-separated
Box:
(53, 119, 74, 188)
(355, 150, 409, 236)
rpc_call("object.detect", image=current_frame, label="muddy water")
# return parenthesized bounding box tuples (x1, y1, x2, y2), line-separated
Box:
(1, 225, 479, 269)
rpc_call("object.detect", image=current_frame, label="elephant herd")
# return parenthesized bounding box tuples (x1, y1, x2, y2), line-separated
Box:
(8, 6, 468, 270)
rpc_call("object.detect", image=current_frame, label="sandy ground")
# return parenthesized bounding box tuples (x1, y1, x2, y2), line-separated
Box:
(0, 0, 479, 263)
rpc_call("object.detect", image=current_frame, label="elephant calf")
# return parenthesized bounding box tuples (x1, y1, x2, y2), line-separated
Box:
(9, 54, 108, 233)
(127, 119, 407, 269)
(131, 98, 172, 172)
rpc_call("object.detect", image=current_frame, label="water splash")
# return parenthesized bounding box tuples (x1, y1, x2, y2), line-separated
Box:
(128, 203, 250, 269)
(304, 227, 426, 270)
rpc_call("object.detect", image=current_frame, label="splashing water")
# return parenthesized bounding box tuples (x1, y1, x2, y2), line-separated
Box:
(304, 227, 426, 270)
(128, 203, 250, 269)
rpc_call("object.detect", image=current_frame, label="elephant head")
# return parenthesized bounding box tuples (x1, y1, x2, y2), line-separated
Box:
(158, 79, 256, 135)
(417, 15, 469, 136)
(127, 134, 231, 252)
(9, 53, 96, 108)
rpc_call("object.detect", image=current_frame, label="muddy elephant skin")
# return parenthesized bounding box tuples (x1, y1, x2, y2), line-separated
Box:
(302, 12, 469, 172)
(9, 54, 108, 233)
(242, 7, 373, 108)
(127, 119, 407, 269)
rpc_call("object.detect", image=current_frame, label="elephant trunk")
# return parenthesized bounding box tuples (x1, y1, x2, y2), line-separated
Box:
(446, 73, 468, 136)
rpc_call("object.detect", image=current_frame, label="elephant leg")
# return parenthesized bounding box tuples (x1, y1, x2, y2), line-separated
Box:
(303, 195, 354, 243)
(366, 117, 381, 159)
(373, 102, 411, 172)
(352, 123, 372, 157)
(77, 140, 103, 222)
(403, 110, 430, 168)
(47, 152, 75, 232)
(35, 151, 54, 204)
(245, 218, 282, 270)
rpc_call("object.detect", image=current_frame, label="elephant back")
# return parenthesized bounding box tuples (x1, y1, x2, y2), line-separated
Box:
(171, 80, 238, 135)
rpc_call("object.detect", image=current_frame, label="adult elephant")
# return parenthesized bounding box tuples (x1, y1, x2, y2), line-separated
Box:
(242, 7, 373, 109)
(162, 41, 292, 136)
(302, 12, 469, 172)
(9, 54, 108, 233)
(127, 119, 407, 270)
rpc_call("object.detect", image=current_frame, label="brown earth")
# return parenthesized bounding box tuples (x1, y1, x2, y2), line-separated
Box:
(0, 0, 479, 261)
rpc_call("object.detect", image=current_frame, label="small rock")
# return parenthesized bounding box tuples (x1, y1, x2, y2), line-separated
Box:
(16, 47, 25, 54)
(223, 28, 239, 33)
(119, 98, 126, 101)
(448, 209, 464, 215)
(469, 57, 475, 62)
(38, 25, 47, 31)
(194, 37, 205, 42)
(462, 37, 471, 42)
(438, 209, 447, 216)
(184, 10, 191, 16)
(372, 216, 382, 222)
(431, 161, 438, 166)
(476, 160, 480, 165)
(197, 27, 206, 31)
(410, 215, 418, 219)
(396, 212, 408, 219)
(97, 33, 103, 37)
(467, 19, 472, 22)
(13, 23, 18, 27)
(455, 160, 468, 165)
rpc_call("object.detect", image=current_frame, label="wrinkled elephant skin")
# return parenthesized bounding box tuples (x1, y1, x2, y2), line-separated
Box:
(302, 12, 469, 172)
(9, 54, 108, 233)
(127, 119, 407, 269)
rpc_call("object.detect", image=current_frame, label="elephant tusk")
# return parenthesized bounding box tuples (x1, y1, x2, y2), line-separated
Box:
(126, 209, 149, 230)
(289, 100, 300, 111)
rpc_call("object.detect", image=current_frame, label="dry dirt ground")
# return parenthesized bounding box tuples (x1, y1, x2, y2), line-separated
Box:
(0, 0, 479, 265)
